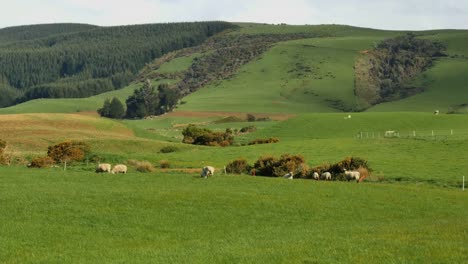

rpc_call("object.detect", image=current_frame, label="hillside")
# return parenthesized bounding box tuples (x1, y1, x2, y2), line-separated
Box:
(1, 23, 467, 115)
(0, 22, 236, 107)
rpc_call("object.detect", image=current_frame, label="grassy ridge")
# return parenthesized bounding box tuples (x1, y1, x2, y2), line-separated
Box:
(177, 37, 374, 113)
(1, 168, 466, 263)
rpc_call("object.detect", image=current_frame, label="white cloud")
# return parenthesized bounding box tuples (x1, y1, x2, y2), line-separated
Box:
(0, 0, 467, 30)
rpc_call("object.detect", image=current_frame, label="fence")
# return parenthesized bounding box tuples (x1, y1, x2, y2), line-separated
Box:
(356, 129, 468, 140)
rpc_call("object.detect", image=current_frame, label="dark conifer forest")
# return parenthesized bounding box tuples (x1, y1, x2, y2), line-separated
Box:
(0, 22, 236, 107)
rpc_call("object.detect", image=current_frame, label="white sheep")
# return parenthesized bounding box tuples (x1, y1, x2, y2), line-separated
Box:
(111, 164, 127, 174)
(312, 172, 319, 180)
(201, 166, 215, 178)
(344, 169, 360, 182)
(95, 163, 111, 173)
(321, 172, 331, 181)
(283, 172, 294, 179)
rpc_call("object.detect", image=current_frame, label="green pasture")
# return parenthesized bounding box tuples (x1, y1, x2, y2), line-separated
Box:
(76, 112, 468, 187)
(0, 167, 466, 263)
(157, 53, 201, 73)
(177, 37, 370, 113)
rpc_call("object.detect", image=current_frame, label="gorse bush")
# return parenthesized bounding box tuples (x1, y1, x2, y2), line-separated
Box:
(226, 158, 251, 174)
(46, 141, 91, 169)
(253, 155, 277, 177)
(182, 124, 233, 146)
(311, 157, 371, 181)
(253, 154, 306, 177)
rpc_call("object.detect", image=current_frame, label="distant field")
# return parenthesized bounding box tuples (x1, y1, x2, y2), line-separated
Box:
(1, 168, 466, 263)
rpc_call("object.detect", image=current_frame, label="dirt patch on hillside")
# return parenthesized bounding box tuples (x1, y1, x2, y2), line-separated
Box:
(166, 111, 295, 121)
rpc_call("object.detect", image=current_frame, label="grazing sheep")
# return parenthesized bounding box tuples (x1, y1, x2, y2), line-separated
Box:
(111, 164, 127, 174)
(283, 171, 294, 179)
(201, 166, 215, 178)
(95, 163, 111, 173)
(344, 169, 360, 182)
(434, 110, 439, 115)
(312, 172, 319, 180)
(321, 172, 332, 181)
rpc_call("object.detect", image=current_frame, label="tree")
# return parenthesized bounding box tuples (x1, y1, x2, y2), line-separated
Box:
(108, 97, 125, 119)
(98, 98, 111, 117)
(125, 79, 159, 118)
(157, 83, 179, 114)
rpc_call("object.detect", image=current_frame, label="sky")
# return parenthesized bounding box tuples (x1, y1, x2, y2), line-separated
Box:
(0, 0, 467, 30)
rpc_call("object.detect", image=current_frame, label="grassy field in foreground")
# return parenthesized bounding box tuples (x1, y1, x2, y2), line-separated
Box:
(0, 168, 466, 263)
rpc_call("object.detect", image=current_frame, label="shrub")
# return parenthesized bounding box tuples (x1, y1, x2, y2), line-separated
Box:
(160, 146, 178, 153)
(248, 137, 279, 145)
(29, 156, 55, 168)
(226, 158, 251, 174)
(311, 157, 371, 181)
(252, 154, 306, 177)
(160, 160, 171, 169)
(47, 141, 90, 165)
(182, 124, 233, 146)
(272, 154, 306, 177)
(253, 155, 277, 176)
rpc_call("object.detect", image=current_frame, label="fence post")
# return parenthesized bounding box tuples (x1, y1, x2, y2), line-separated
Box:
(451, 129, 453, 136)
(413, 131, 416, 137)
(463, 176, 465, 191)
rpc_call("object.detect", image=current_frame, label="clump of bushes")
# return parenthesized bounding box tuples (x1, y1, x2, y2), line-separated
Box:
(182, 124, 233, 146)
(252, 154, 307, 177)
(226, 158, 251, 174)
(29, 156, 55, 168)
(311, 156, 371, 181)
(248, 137, 279, 145)
(160, 146, 178, 153)
(224, 154, 371, 181)
(128, 159, 155, 172)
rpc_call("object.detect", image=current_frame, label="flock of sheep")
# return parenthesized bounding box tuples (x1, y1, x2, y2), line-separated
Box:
(95, 163, 127, 174)
(97, 164, 361, 183)
(287, 169, 361, 182)
(201, 166, 361, 182)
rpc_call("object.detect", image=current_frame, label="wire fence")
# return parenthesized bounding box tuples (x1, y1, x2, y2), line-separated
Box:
(356, 129, 468, 140)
